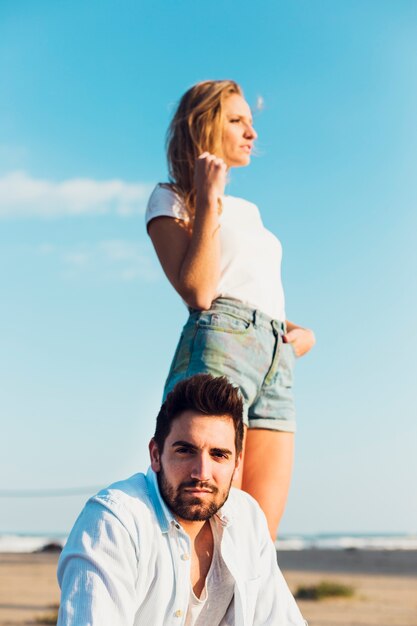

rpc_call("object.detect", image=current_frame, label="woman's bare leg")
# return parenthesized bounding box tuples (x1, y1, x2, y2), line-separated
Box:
(232, 426, 247, 489)
(240, 429, 294, 540)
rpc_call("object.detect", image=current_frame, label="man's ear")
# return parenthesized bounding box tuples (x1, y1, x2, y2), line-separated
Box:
(149, 438, 161, 472)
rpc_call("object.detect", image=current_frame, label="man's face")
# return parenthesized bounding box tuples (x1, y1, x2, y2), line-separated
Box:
(149, 411, 241, 523)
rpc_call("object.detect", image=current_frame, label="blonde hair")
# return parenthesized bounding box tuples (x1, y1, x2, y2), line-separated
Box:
(166, 80, 243, 216)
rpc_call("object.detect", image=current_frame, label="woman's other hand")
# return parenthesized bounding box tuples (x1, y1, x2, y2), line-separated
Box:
(194, 152, 227, 206)
(283, 326, 316, 357)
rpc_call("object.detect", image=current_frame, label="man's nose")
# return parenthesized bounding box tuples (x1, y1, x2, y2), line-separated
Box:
(190, 453, 212, 481)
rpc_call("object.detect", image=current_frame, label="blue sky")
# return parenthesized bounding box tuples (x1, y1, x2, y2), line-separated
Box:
(1, 0, 416, 535)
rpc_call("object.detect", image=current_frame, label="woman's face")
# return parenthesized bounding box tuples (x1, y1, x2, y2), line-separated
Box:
(221, 94, 257, 168)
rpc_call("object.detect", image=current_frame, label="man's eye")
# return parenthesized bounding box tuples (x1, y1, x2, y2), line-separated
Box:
(212, 451, 228, 459)
(176, 448, 192, 454)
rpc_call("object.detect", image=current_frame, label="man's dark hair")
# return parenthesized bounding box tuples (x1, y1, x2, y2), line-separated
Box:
(154, 374, 244, 455)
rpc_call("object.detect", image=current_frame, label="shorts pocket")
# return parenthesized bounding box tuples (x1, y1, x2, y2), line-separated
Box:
(279, 342, 296, 388)
(196, 311, 252, 334)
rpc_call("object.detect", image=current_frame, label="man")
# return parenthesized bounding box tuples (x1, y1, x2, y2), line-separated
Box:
(57, 374, 306, 625)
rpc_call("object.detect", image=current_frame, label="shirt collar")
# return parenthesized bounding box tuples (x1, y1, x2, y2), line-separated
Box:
(145, 466, 234, 531)
(215, 494, 233, 527)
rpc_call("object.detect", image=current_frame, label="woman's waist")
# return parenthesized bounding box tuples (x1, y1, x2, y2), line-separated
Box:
(188, 297, 286, 333)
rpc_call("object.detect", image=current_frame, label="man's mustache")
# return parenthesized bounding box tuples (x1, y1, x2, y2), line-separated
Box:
(179, 480, 218, 494)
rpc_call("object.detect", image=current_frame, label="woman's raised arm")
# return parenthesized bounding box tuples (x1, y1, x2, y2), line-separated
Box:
(148, 153, 226, 310)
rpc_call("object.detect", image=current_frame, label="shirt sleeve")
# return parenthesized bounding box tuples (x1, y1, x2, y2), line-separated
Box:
(57, 499, 139, 626)
(253, 509, 307, 626)
(145, 184, 189, 229)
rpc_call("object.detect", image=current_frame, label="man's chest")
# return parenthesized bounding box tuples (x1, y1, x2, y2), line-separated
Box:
(190, 539, 214, 597)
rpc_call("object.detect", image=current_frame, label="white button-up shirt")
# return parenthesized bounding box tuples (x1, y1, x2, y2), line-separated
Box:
(57, 468, 306, 625)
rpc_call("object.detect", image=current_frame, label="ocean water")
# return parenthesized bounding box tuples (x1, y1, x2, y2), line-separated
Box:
(0, 532, 416, 553)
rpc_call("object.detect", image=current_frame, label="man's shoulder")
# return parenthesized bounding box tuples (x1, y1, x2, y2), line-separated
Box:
(223, 487, 268, 528)
(87, 472, 156, 523)
(101, 472, 147, 495)
(219, 489, 274, 573)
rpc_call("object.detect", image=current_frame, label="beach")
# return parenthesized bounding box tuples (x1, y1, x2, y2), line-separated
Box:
(0, 550, 416, 625)
(0, 552, 60, 626)
(280, 550, 417, 626)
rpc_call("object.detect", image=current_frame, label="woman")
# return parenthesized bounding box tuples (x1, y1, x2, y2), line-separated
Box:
(145, 80, 315, 539)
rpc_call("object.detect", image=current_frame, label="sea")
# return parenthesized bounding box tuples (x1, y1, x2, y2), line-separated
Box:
(0, 532, 416, 553)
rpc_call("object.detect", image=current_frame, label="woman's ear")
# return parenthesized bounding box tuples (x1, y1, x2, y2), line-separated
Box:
(149, 438, 161, 472)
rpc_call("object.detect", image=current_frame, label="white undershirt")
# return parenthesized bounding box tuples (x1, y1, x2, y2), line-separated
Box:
(185, 518, 235, 626)
(145, 185, 286, 320)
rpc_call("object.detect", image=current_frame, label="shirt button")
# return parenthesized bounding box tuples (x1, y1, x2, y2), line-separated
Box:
(181, 553, 190, 561)
(174, 609, 183, 617)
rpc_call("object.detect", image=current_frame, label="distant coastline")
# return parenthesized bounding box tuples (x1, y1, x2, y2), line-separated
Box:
(1, 532, 416, 554)
(276, 533, 417, 551)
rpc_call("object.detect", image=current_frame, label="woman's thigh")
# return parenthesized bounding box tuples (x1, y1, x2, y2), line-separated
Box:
(240, 429, 295, 539)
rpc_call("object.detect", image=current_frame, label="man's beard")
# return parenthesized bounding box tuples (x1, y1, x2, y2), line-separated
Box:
(157, 465, 233, 521)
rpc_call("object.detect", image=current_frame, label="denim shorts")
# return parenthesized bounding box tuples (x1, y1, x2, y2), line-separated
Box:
(163, 298, 296, 431)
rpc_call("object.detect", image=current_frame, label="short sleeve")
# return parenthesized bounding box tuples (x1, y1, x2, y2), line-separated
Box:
(145, 184, 189, 229)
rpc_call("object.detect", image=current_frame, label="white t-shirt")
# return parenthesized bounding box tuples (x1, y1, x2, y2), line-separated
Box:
(145, 184, 286, 321)
(185, 518, 235, 626)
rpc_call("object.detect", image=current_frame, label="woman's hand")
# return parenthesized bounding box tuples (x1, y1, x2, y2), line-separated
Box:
(283, 326, 316, 357)
(194, 152, 227, 207)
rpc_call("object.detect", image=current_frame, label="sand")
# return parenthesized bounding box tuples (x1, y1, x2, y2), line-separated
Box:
(0, 553, 60, 625)
(286, 571, 417, 626)
(280, 549, 417, 626)
(0, 550, 416, 625)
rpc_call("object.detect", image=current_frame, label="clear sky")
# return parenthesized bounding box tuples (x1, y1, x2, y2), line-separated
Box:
(1, 0, 416, 536)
